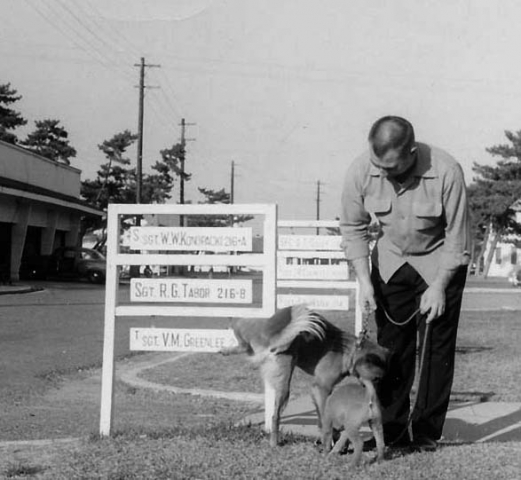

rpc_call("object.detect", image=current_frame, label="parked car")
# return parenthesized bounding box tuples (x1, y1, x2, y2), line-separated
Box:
(20, 247, 106, 284)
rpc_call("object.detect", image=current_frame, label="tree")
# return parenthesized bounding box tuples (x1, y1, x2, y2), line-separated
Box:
(21, 119, 77, 165)
(189, 187, 253, 227)
(160, 143, 191, 184)
(81, 133, 186, 211)
(0, 82, 27, 144)
(469, 129, 521, 277)
(81, 130, 138, 210)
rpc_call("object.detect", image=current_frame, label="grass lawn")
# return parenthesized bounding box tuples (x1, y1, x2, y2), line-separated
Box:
(2, 308, 521, 479)
(6, 425, 521, 479)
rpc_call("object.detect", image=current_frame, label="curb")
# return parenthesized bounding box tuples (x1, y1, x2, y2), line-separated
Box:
(118, 353, 264, 404)
(0, 286, 43, 296)
(0, 437, 82, 448)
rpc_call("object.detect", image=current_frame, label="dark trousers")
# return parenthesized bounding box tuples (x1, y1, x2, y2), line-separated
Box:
(371, 263, 467, 440)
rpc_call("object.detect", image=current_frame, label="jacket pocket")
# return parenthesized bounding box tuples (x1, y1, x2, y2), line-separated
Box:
(412, 202, 442, 230)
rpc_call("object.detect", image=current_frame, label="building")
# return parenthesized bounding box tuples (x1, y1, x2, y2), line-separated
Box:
(0, 140, 103, 282)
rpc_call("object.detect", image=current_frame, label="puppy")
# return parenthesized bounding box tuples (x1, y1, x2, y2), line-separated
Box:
(220, 304, 388, 447)
(321, 376, 385, 467)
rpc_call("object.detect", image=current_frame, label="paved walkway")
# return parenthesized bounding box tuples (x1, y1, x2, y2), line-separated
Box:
(242, 396, 521, 444)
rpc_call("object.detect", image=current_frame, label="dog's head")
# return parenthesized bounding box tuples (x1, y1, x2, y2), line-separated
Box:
(352, 336, 389, 383)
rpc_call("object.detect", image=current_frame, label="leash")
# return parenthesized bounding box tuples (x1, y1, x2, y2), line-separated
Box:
(375, 301, 432, 447)
(406, 317, 432, 444)
(380, 304, 422, 327)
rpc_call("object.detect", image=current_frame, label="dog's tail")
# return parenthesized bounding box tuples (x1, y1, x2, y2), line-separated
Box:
(269, 304, 327, 354)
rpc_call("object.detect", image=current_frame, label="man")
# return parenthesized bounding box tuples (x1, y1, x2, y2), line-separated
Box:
(340, 116, 470, 451)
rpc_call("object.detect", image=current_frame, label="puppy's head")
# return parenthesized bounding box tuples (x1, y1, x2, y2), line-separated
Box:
(353, 353, 387, 382)
(352, 337, 389, 383)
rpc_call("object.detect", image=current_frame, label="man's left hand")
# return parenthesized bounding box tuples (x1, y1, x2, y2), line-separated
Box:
(420, 285, 446, 323)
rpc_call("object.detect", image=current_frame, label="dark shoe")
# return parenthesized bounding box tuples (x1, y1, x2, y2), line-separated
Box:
(412, 435, 437, 452)
(363, 435, 411, 452)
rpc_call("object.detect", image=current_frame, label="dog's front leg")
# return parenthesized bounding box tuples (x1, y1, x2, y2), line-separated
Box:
(320, 417, 334, 454)
(370, 419, 385, 463)
(346, 428, 364, 467)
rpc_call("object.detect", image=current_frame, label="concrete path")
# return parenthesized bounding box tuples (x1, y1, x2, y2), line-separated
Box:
(241, 395, 521, 444)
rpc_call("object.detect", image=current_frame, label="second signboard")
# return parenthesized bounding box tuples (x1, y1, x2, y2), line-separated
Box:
(130, 278, 253, 303)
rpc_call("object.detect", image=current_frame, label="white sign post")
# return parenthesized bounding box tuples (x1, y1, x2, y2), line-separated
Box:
(100, 203, 277, 436)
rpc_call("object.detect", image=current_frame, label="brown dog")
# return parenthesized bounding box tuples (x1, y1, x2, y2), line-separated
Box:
(321, 376, 385, 466)
(220, 304, 388, 447)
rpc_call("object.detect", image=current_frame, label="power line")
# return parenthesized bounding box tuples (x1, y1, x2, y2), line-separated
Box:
(25, 0, 182, 144)
(75, 0, 184, 122)
(74, 0, 142, 59)
(53, 0, 125, 62)
(24, 0, 110, 68)
(25, 0, 134, 84)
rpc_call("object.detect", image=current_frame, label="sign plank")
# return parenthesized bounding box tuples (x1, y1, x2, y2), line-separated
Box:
(277, 264, 348, 280)
(277, 294, 349, 310)
(278, 235, 342, 251)
(130, 278, 253, 303)
(130, 328, 238, 352)
(129, 226, 252, 251)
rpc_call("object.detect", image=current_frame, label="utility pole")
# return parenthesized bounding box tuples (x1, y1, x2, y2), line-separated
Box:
(316, 180, 321, 235)
(132, 57, 159, 279)
(229, 160, 236, 228)
(134, 57, 160, 204)
(230, 160, 235, 204)
(178, 118, 195, 226)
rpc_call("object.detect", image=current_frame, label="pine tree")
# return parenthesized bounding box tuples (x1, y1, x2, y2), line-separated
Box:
(21, 119, 77, 164)
(0, 82, 27, 144)
(470, 129, 521, 276)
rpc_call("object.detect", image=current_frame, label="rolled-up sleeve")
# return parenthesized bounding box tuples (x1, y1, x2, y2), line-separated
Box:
(439, 163, 471, 270)
(339, 159, 372, 261)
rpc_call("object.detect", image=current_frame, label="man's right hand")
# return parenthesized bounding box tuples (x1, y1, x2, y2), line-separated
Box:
(350, 257, 377, 313)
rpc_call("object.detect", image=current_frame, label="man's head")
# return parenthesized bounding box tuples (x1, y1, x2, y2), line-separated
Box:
(368, 116, 417, 179)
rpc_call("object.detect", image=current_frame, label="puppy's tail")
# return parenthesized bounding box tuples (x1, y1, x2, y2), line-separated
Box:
(269, 304, 327, 354)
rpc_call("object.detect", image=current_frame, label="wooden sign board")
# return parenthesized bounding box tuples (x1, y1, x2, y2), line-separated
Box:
(129, 226, 252, 251)
(277, 264, 348, 280)
(130, 278, 253, 303)
(278, 235, 342, 251)
(130, 328, 239, 352)
(277, 294, 349, 311)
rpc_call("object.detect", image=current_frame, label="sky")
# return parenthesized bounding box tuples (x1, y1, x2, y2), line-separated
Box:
(2, 0, 521, 221)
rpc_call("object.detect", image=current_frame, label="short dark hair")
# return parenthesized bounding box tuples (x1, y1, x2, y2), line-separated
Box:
(368, 116, 415, 158)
